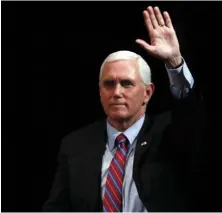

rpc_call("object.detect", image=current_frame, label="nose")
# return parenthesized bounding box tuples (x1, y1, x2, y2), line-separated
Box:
(113, 83, 123, 97)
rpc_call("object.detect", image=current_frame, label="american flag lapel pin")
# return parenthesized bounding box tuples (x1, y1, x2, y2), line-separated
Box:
(141, 141, 147, 146)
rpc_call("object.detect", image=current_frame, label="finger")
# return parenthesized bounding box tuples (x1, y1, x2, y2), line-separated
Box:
(143, 10, 153, 33)
(147, 6, 159, 28)
(154, 6, 165, 26)
(135, 39, 155, 53)
(163, 11, 173, 28)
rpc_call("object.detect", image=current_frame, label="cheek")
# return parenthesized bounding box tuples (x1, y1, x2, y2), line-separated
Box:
(127, 92, 144, 105)
(100, 89, 113, 99)
(100, 92, 110, 106)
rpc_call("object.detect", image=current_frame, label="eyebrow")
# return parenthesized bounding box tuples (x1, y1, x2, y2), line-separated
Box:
(103, 79, 135, 85)
(103, 76, 135, 82)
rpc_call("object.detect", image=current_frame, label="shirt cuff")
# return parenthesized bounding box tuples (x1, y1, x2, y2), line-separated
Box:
(164, 57, 194, 98)
(165, 57, 194, 89)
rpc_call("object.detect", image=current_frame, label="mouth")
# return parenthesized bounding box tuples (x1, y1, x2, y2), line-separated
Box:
(110, 103, 125, 106)
(109, 104, 126, 109)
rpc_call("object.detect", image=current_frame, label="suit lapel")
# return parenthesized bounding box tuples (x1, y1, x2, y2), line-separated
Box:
(132, 112, 171, 200)
(134, 111, 171, 164)
(133, 114, 154, 166)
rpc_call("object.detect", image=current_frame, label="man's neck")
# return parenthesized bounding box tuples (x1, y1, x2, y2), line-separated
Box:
(107, 113, 145, 132)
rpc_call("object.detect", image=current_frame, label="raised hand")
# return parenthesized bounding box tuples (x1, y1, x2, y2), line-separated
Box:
(136, 6, 182, 68)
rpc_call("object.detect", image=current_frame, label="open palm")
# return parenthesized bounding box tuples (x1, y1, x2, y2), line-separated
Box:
(136, 6, 181, 64)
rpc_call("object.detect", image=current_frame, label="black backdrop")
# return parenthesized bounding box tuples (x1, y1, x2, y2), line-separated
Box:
(2, 1, 222, 212)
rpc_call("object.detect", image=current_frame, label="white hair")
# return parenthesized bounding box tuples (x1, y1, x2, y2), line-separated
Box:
(99, 50, 151, 85)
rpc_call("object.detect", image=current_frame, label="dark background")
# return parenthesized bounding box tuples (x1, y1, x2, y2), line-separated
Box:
(2, 1, 222, 212)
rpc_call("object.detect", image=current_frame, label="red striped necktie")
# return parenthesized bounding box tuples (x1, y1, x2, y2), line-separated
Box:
(103, 133, 129, 212)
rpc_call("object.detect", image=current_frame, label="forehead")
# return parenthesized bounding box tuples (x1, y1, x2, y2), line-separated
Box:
(101, 60, 140, 80)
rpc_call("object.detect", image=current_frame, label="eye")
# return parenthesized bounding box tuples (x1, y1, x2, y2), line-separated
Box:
(103, 80, 115, 87)
(120, 80, 133, 87)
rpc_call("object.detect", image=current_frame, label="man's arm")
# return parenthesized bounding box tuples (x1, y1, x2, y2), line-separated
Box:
(165, 58, 194, 98)
(135, 5, 205, 116)
(135, 4, 206, 133)
(135, 6, 198, 99)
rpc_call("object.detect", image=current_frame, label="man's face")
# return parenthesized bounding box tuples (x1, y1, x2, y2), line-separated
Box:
(99, 60, 153, 122)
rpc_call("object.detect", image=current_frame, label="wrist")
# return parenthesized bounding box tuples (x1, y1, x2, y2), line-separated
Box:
(165, 55, 183, 69)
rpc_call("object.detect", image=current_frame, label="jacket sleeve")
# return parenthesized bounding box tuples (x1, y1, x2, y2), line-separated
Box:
(171, 76, 207, 211)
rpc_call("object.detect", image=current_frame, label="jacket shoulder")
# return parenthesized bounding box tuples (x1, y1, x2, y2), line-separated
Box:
(60, 119, 106, 152)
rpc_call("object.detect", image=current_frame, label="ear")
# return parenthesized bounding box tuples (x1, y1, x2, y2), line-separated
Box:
(143, 82, 155, 105)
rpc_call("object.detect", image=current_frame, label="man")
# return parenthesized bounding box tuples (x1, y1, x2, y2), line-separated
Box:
(43, 6, 205, 212)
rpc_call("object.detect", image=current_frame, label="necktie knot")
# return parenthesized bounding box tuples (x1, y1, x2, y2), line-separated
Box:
(115, 133, 128, 151)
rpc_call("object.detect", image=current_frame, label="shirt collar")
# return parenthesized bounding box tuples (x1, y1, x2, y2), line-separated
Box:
(106, 115, 145, 151)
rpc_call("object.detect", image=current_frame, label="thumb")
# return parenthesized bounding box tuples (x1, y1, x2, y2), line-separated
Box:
(135, 39, 155, 54)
